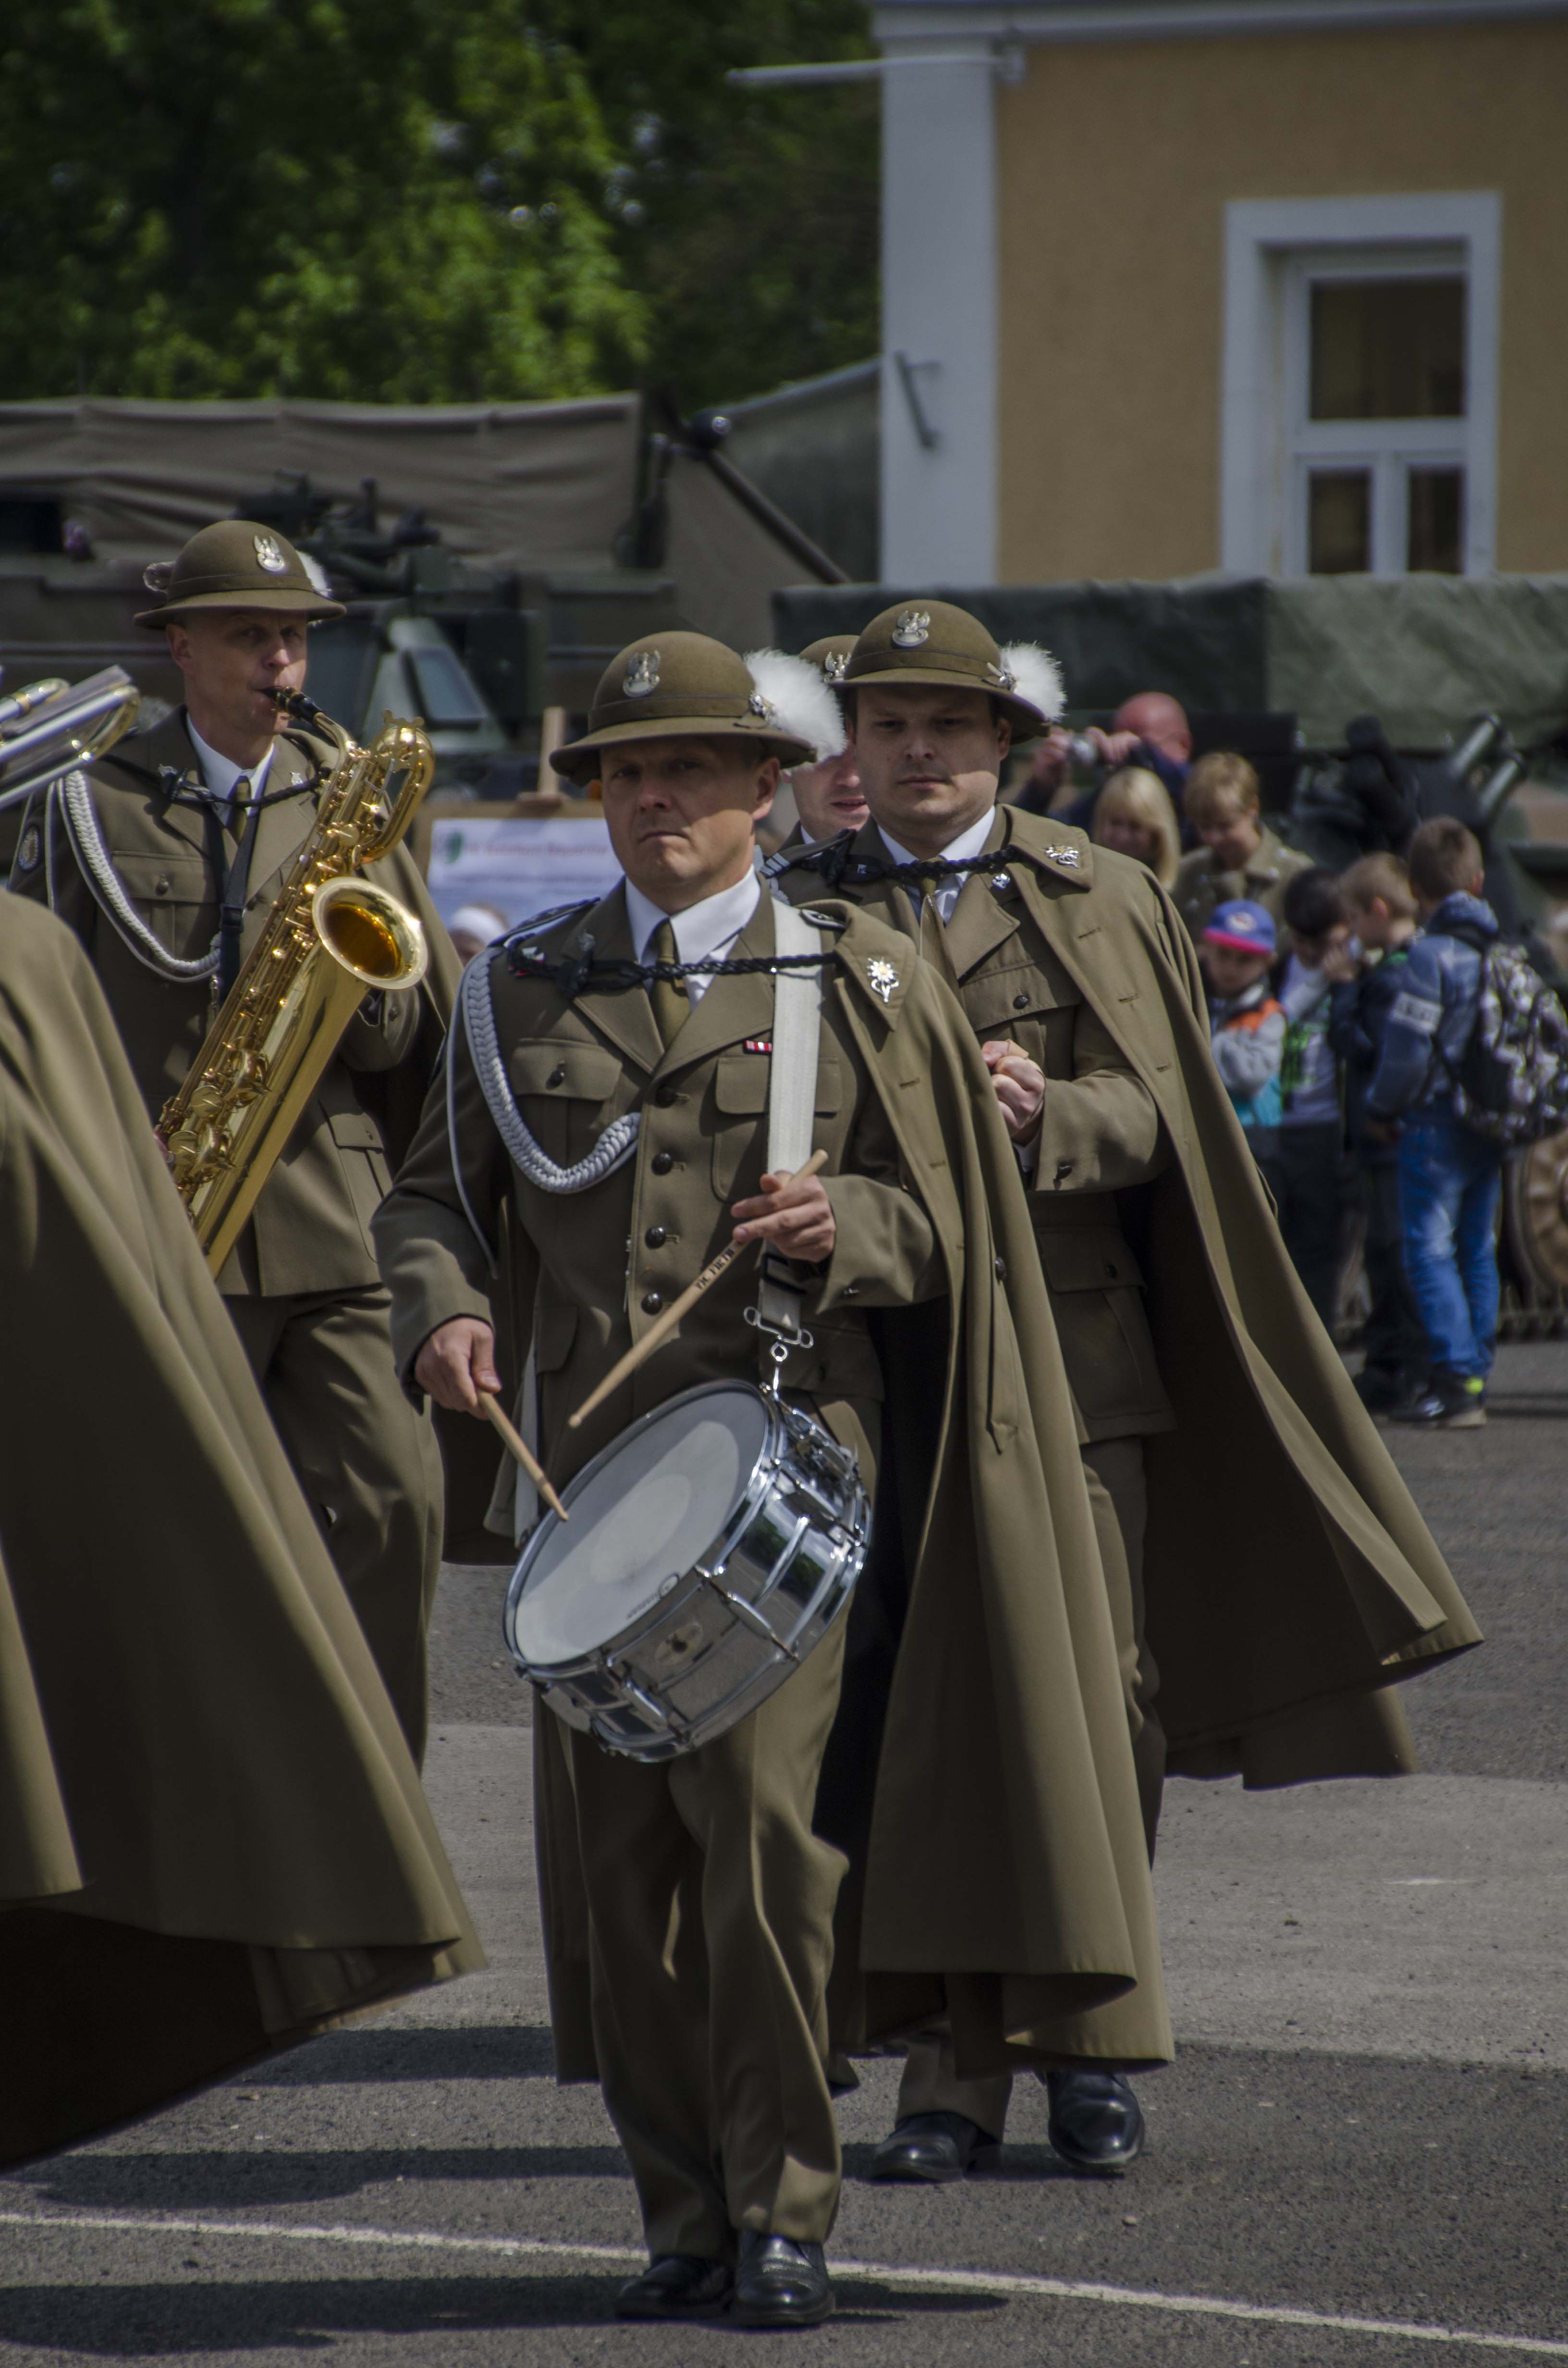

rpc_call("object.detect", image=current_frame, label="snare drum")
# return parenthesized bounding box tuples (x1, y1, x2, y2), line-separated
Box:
(502, 1381, 870, 1761)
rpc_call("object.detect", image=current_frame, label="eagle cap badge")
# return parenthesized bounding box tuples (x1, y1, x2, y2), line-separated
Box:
(891, 607, 931, 649)
(822, 649, 848, 685)
(253, 532, 288, 574)
(867, 956, 900, 1004)
(623, 649, 660, 698)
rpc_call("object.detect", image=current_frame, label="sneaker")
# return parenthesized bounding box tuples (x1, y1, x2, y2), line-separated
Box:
(1391, 1371, 1486, 1429)
(1355, 1369, 1416, 1415)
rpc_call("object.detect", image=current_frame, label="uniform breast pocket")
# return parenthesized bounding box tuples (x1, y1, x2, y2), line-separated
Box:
(113, 851, 214, 960)
(1035, 1225, 1166, 1431)
(710, 1050, 841, 1197)
(964, 962, 1081, 1079)
(509, 1040, 624, 1168)
(327, 1106, 392, 1213)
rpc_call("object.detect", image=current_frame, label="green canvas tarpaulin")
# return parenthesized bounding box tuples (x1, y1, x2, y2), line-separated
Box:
(775, 575, 1568, 749)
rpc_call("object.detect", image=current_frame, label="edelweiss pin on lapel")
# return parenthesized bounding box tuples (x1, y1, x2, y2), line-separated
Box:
(867, 957, 899, 1004)
(1046, 844, 1082, 868)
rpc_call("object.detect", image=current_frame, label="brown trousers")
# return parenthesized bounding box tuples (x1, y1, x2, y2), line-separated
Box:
(896, 1435, 1164, 2139)
(564, 1618, 850, 2261)
(227, 1285, 444, 1764)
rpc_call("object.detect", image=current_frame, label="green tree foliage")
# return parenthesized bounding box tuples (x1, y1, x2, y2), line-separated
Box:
(0, 0, 877, 408)
(539, 0, 880, 411)
(0, 0, 646, 400)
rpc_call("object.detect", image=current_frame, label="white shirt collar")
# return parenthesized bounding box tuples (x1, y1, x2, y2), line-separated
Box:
(877, 807, 997, 870)
(624, 870, 761, 1005)
(188, 718, 276, 806)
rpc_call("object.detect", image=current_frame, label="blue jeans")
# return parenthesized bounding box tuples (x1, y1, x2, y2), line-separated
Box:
(1396, 1118, 1503, 1381)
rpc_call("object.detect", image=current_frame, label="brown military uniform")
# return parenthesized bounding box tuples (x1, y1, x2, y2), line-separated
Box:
(775, 802, 1174, 2140)
(374, 883, 943, 2261)
(9, 704, 449, 1758)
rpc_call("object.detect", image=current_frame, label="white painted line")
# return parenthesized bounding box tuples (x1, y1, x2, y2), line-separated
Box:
(2, 2210, 1565, 2357)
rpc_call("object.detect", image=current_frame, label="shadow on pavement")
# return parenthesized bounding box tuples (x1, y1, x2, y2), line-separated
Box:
(26, 2146, 630, 2211)
(0, 2274, 1001, 2353)
(245, 2027, 558, 2085)
(844, 2140, 1076, 2184)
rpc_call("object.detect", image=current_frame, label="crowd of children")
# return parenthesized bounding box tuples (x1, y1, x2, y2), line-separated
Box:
(1184, 760, 1511, 1430)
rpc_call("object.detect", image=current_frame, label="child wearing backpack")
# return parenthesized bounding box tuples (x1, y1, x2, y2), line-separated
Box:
(1328, 854, 1428, 1414)
(1365, 819, 1506, 1428)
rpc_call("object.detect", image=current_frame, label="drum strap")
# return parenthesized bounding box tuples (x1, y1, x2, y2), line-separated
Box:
(755, 899, 825, 1345)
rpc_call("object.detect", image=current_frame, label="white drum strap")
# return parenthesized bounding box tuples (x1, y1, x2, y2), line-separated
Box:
(756, 898, 824, 1341)
(510, 1346, 540, 1542)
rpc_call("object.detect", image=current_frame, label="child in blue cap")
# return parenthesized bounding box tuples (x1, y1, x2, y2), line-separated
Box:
(1201, 899, 1285, 1188)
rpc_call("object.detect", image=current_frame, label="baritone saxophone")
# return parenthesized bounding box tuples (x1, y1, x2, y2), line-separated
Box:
(161, 691, 434, 1275)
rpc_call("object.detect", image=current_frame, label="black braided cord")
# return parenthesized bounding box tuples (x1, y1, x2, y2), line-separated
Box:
(769, 833, 1017, 892)
(505, 935, 837, 1002)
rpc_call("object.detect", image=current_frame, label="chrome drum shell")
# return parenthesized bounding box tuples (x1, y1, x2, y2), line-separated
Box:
(502, 1381, 870, 1762)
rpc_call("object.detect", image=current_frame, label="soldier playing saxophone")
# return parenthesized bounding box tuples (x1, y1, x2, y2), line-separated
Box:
(7, 521, 459, 1759)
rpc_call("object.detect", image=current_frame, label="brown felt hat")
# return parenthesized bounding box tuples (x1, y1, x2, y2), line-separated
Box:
(551, 632, 816, 777)
(798, 634, 858, 688)
(843, 600, 1057, 742)
(135, 519, 344, 627)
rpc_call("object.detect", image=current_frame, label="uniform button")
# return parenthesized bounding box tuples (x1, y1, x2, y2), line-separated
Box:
(1105, 1260, 1119, 1278)
(547, 1064, 566, 1087)
(651, 1150, 675, 1175)
(654, 1084, 677, 1108)
(641, 1290, 663, 1315)
(1012, 992, 1029, 1011)
(994, 1255, 1007, 1282)
(155, 875, 172, 895)
(645, 1225, 667, 1248)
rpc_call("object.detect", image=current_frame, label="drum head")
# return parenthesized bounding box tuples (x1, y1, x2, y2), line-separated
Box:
(509, 1383, 771, 1666)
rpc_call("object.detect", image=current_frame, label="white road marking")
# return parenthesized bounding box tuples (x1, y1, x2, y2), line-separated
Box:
(2, 2210, 1565, 2357)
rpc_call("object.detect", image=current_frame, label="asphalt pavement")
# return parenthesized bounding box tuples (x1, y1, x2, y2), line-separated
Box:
(4, 1342, 1567, 2365)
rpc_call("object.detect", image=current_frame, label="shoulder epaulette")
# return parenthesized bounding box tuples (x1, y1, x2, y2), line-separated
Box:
(501, 899, 596, 953)
(763, 831, 857, 887)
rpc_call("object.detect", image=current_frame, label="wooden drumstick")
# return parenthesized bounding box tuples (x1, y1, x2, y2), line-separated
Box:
(567, 1147, 830, 1432)
(479, 1390, 570, 1522)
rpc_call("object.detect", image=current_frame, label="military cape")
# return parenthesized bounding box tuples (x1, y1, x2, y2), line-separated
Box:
(0, 897, 481, 2167)
(774, 809, 1482, 1787)
(445, 894, 1175, 2078)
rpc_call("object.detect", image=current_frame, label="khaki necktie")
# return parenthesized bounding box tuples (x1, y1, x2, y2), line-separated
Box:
(919, 887, 960, 989)
(648, 918, 689, 1049)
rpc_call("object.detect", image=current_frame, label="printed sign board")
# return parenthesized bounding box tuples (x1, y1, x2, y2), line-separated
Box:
(427, 815, 623, 935)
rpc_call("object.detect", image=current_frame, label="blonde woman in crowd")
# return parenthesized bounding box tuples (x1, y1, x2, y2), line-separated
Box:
(1091, 765, 1182, 888)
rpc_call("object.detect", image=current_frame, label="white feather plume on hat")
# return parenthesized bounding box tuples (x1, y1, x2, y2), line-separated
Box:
(998, 642, 1066, 727)
(744, 648, 847, 764)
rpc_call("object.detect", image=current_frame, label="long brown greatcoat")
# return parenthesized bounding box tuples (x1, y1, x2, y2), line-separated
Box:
(0, 897, 482, 2170)
(774, 808, 1481, 1785)
(374, 888, 1173, 2078)
(8, 705, 461, 1295)
(5, 703, 510, 1557)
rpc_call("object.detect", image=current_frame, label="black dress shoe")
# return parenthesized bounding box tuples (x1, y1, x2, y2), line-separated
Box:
(1045, 2069, 1146, 2174)
(615, 2254, 734, 2320)
(869, 2109, 1001, 2183)
(732, 2232, 833, 2328)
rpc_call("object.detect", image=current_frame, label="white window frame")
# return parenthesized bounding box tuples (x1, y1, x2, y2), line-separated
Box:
(1220, 192, 1500, 577)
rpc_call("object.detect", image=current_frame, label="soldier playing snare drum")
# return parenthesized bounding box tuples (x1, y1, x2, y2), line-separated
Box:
(375, 633, 1173, 2329)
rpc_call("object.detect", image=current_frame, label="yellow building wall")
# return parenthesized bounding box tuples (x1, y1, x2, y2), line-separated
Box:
(996, 18, 1568, 581)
